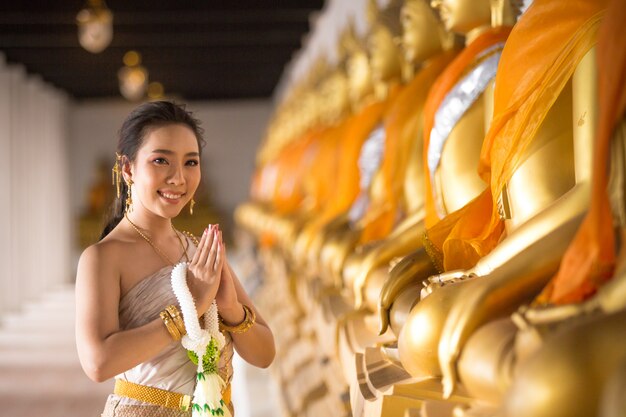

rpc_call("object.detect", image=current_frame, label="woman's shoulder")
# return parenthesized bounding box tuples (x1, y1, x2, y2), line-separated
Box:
(78, 230, 135, 276)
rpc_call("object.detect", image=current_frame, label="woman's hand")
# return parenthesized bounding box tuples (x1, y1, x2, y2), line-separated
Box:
(215, 247, 245, 325)
(187, 224, 225, 315)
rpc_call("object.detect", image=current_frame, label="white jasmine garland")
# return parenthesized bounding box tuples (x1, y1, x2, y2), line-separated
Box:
(171, 262, 230, 417)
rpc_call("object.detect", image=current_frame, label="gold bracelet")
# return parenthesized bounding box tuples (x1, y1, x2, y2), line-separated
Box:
(160, 310, 182, 341)
(165, 305, 186, 336)
(219, 304, 256, 334)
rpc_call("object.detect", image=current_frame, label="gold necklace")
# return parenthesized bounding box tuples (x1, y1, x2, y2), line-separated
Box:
(125, 213, 190, 265)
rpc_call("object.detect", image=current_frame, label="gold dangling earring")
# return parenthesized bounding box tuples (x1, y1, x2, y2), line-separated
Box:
(112, 153, 123, 198)
(189, 198, 195, 215)
(125, 179, 133, 214)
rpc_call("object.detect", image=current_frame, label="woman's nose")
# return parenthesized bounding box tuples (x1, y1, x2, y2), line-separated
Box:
(167, 164, 185, 185)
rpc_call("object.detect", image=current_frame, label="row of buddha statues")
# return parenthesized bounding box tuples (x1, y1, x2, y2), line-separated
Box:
(236, 0, 626, 416)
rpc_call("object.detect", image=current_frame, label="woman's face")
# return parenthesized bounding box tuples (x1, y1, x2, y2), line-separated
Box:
(126, 123, 201, 219)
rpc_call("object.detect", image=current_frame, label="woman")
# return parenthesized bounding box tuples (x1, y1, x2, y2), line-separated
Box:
(75, 101, 275, 417)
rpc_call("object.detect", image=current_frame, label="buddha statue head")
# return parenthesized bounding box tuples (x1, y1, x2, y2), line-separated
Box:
(367, 0, 404, 93)
(318, 67, 350, 125)
(430, 0, 518, 36)
(401, 0, 454, 66)
(343, 19, 375, 110)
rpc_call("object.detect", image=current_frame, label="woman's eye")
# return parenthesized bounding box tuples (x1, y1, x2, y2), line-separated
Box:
(153, 158, 168, 165)
(186, 159, 200, 166)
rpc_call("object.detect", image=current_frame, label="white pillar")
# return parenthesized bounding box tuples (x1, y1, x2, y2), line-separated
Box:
(0, 60, 70, 315)
(0, 55, 13, 314)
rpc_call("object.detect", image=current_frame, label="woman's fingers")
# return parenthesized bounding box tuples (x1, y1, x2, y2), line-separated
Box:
(190, 226, 209, 265)
(214, 231, 225, 272)
(197, 225, 216, 267)
(206, 228, 219, 268)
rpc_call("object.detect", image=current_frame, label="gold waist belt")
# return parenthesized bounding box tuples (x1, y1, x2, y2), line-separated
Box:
(114, 379, 232, 411)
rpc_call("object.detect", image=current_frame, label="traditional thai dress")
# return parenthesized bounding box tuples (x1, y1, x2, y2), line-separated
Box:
(101, 236, 234, 417)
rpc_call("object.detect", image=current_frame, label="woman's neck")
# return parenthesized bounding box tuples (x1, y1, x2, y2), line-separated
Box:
(125, 209, 175, 238)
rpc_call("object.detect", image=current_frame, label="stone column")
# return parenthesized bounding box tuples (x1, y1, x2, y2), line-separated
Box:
(0, 56, 70, 315)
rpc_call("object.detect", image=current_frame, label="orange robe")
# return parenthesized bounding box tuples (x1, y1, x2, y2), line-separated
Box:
(358, 51, 458, 244)
(424, 0, 607, 272)
(421, 27, 512, 232)
(251, 127, 321, 213)
(538, 0, 625, 304)
(324, 100, 387, 221)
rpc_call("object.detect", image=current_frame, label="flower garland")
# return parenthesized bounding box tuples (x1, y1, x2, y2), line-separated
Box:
(171, 262, 230, 417)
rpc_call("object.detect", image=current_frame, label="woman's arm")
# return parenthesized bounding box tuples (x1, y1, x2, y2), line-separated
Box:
(217, 262, 276, 368)
(75, 244, 175, 383)
(76, 226, 224, 382)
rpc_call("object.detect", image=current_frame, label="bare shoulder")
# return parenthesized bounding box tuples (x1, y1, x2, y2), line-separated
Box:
(77, 232, 132, 288)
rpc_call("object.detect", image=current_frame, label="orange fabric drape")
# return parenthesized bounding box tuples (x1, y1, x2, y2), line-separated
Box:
(537, 0, 626, 305)
(269, 128, 322, 213)
(323, 99, 387, 221)
(358, 50, 458, 243)
(425, 0, 608, 272)
(300, 122, 346, 214)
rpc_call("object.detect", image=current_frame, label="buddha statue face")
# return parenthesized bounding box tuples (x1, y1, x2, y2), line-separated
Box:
(431, 0, 491, 34)
(368, 24, 403, 85)
(318, 69, 350, 123)
(347, 49, 374, 108)
(401, 0, 447, 64)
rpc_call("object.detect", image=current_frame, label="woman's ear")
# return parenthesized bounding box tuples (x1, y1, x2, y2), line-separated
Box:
(121, 155, 133, 183)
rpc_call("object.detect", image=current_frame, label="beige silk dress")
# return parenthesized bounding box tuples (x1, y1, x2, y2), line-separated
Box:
(101, 236, 235, 417)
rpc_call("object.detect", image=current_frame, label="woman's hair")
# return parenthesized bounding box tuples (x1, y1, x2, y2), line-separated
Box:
(99, 100, 205, 240)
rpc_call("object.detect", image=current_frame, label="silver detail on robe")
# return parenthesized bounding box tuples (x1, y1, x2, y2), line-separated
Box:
(348, 123, 386, 223)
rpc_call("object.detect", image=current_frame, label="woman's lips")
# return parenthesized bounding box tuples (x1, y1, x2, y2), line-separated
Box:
(158, 190, 185, 203)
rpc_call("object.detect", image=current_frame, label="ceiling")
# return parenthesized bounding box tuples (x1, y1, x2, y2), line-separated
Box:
(0, 0, 324, 100)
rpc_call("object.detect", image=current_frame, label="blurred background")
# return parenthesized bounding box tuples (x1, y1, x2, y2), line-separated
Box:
(0, 0, 380, 416)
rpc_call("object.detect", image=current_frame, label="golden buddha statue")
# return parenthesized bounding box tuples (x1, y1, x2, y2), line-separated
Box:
(341, 0, 457, 315)
(390, 0, 607, 406)
(347, 1, 518, 408)
(291, 13, 389, 277)
(377, 0, 517, 336)
(296, 0, 401, 280)
(461, 2, 625, 415)
(325, 0, 460, 373)
(316, 0, 407, 288)
(237, 56, 334, 244)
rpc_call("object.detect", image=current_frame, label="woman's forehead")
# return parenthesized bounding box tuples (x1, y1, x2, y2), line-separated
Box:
(140, 124, 199, 154)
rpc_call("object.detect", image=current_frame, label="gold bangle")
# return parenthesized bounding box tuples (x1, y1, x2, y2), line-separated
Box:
(160, 310, 182, 341)
(165, 305, 186, 336)
(219, 304, 256, 334)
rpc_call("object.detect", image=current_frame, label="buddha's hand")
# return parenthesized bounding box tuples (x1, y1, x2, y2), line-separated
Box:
(378, 248, 438, 335)
(518, 299, 598, 327)
(187, 224, 226, 316)
(437, 276, 499, 399)
(421, 269, 476, 298)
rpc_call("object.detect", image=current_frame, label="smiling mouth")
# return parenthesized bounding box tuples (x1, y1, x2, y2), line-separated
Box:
(158, 191, 186, 201)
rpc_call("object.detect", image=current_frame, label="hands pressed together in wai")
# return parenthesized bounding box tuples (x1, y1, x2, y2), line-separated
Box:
(186, 224, 242, 320)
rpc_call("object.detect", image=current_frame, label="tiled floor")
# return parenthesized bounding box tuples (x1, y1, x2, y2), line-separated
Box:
(0, 284, 281, 417)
